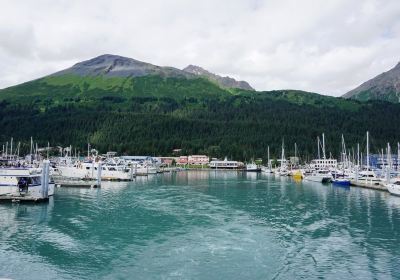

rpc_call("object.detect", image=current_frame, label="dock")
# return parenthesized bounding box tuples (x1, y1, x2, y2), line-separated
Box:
(0, 195, 49, 203)
(54, 179, 100, 188)
(350, 180, 388, 192)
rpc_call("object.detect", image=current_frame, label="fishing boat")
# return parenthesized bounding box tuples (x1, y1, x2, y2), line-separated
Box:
(0, 162, 54, 201)
(245, 161, 261, 172)
(387, 178, 400, 196)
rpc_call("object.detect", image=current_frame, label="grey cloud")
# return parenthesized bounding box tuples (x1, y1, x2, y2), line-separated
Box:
(0, 0, 399, 96)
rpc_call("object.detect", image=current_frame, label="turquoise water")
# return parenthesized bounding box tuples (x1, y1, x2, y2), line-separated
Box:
(0, 171, 400, 279)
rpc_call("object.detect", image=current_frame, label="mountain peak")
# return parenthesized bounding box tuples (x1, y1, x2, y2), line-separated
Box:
(343, 61, 400, 103)
(183, 65, 254, 91)
(54, 54, 191, 78)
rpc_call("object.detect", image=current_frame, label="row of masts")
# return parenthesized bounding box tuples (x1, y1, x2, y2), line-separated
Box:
(271, 132, 400, 171)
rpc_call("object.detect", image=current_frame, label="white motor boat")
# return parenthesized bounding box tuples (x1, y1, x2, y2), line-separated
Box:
(261, 166, 273, 174)
(131, 163, 158, 175)
(303, 170, 333, 183)
(387, 178, 400, 196)
(275, 168, 289, 176)
(0, 165, 54, 199)
(357, 169, 381, 185)
(245, 162, 261, 172)
(58, 161, 132, 181)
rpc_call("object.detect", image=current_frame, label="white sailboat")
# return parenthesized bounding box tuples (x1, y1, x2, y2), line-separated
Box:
(356, 132, 381, 185)
(261, 146, 273, 174)
(275, 141, 289, 176)
(304, 133, 333, 183)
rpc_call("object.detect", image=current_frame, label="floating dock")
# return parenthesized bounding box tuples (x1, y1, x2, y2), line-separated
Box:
(53, 179, 100, 188)
(350, 180, 388, 192)
(0, 195, 49, 203)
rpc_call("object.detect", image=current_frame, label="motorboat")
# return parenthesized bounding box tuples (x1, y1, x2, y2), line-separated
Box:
(387, 178, 400, 196)
(332, 178, 351, 187)
(303, 169, 333, 183)
(0, 163, 54, 200)
(245, 162, 261, 172)
(58, 161, 132, 181)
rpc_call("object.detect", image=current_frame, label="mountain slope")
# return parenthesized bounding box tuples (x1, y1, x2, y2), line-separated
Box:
(0, 54, 399, 159)
(54, 54, 193, 78)
(183, 65, 254, 90)
(343, 62, 400, 103)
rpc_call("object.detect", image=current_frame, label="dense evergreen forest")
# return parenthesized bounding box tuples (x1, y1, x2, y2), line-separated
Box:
(1, 75, 400, 162)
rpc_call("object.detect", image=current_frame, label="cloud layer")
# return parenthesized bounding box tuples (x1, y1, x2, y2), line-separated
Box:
(1, 0, 399, 96)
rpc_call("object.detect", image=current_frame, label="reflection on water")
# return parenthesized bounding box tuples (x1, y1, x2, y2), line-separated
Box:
(0, 171, 399, 279)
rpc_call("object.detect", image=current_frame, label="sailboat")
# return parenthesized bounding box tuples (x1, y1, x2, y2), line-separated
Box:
(304, 133, 333, 183)
(357, 131, 381, 185)
(332, 135, 350, 186)
(261, 146, 273, 174)
(275, 141, 289, 176)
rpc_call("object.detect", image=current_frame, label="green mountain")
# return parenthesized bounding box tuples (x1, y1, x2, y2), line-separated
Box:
(343, 62, 400, 103)
(1, 54, 400, 160)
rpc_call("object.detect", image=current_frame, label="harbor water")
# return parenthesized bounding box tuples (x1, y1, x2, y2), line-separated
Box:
(0, 171, 400, 279)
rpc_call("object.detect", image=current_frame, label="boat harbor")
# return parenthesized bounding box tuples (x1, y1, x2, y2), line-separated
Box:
(0, 131, 399, 200)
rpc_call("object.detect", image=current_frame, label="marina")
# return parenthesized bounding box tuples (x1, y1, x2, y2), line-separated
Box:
(0, 171, 400, 279)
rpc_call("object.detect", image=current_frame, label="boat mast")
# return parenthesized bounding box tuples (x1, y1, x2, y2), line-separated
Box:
(357, 143, 360, 167)
(281, 140, 285, 169)
(387, 143, 391, 182)
(10, 137, 13, 159)
(267, 146, 270, 169)
(30, 137, 33, 163)
(317, 136, 321, 159)
(322, 133, 326, 160)
(398, 142, 400, 172)
(366, 131, 370, 170)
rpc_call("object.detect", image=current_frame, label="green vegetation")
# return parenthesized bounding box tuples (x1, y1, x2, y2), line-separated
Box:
(1, 74, 400, 161)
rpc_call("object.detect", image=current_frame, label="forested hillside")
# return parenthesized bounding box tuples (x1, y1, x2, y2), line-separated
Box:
(1, 55, 400, 161)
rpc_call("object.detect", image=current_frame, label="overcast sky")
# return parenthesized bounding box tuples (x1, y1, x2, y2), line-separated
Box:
(1, 0, 399, 96)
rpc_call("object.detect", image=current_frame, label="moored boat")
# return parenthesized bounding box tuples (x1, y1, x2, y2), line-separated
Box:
(0, 161, 54, 201)
(387, 178, 400, 196)
(332, 178, 351, 187)
(245, 162, 261, 172)
(303, 170, 333, 183)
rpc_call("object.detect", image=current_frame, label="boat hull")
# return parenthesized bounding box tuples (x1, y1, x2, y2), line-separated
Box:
(332, 180, 351, 187)
(387, 184, 400, 196)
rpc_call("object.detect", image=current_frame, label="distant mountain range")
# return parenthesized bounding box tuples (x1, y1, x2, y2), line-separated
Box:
(52, 54, 254, 91)
(343, 62, 400, 103)
(0, 54, 399, 158)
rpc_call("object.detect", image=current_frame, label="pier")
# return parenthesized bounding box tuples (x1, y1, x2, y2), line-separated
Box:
(350, 180, 388, 192)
